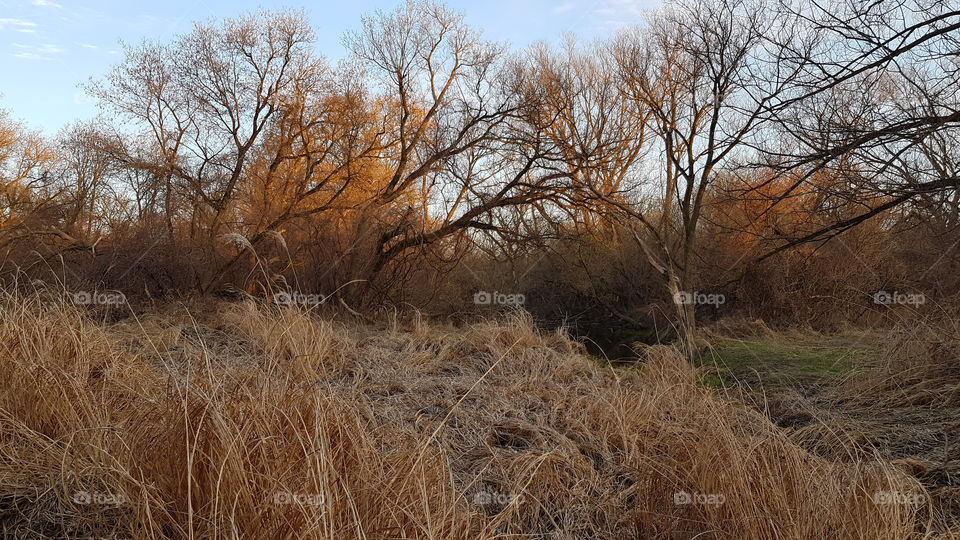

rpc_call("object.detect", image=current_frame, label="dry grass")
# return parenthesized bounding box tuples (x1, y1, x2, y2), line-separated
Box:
(793, 315, 960, 536)
(0, 293, 928, 538)
(831, 314, 960, 409)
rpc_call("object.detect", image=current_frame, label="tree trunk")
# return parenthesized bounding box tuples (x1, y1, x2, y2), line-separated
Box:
(667, 275, 698, 362)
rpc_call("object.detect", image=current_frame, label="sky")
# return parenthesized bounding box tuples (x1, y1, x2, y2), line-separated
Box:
(0, 0, 661, 135)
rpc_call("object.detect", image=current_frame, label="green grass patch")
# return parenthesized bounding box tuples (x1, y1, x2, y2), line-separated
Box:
(696, 372, 726, 389)
(696, 338, 874, 388)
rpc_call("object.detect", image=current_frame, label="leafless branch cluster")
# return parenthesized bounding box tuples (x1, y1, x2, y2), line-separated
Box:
(1, 0, 957, 349)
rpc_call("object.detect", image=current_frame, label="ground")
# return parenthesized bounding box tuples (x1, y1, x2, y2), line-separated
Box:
(0, 295, 951, 538)
(698, 332, 960, 534)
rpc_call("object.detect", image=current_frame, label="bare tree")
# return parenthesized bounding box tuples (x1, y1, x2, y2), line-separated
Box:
(343, 0, 592, 303)
(751, 0, 960, 260)
(0, 109, 73, 263)
(91, 9, 345, 292)
(593, 0, 807, 357)
(55, 122, 117, 239)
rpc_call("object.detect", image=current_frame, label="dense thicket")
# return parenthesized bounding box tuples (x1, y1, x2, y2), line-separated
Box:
(2, 0, 958, 349)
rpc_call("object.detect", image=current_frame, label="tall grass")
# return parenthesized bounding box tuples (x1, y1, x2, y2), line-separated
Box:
(0, 293, 924, 538)
(833, 311, 960, 409)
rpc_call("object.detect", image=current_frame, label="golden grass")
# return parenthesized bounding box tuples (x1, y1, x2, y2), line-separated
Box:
(833, 314, 960, 409)
(0, 294, 927, 538)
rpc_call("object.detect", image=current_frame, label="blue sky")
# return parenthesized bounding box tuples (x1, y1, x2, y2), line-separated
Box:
(0, 0, 660, 135)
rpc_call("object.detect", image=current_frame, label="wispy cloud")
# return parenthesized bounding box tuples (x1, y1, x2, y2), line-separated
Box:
(0, 18, 39, 32)
(556, 0, 654, 38)
(590, 0, 653, 31)
(36, 44, 64, 54)
(603, 0, 651, 16)
(31, 0, 63, 8)
(9, 43, 65, 61)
